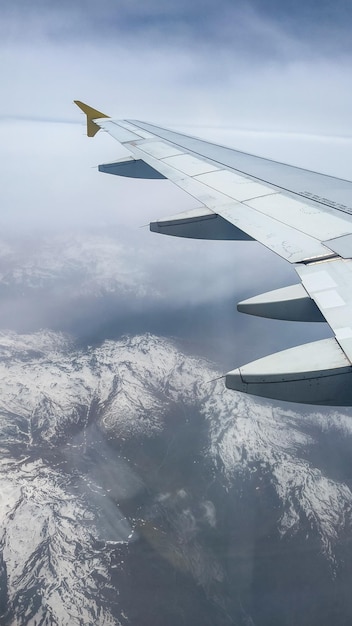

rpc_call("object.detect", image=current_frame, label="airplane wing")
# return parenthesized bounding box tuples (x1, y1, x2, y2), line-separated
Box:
(75, 100, 352, 406)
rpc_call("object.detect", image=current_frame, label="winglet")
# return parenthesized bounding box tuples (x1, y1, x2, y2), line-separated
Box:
(74, 100, 110, 137)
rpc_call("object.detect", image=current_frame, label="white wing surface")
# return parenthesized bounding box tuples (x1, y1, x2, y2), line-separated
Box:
(75, 101, 352, 405)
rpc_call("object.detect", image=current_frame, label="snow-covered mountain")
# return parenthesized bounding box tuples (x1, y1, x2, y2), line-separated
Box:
(1, 330, 352, 625)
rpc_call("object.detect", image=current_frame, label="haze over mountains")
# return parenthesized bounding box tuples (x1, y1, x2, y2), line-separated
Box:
(0, 228, 329, 363)
(1, 232, 352, 624)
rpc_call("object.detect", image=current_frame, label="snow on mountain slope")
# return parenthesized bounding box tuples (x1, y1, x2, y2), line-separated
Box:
(0, 331, 214, 624)
(205, 395, 352, 559)
(0, 331, 206, 444)
(0, 457, 120, 626)
(1, 330, 352, 623)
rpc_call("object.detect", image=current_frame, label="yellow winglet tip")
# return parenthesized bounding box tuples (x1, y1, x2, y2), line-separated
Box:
(74, 100, 110, 137)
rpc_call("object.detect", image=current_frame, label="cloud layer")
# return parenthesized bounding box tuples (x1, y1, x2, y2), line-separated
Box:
(2, 0, 352, 132)
(0, 0, 350, 370)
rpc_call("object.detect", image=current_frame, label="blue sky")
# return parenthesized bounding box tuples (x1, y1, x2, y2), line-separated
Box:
(3, 0, 352, 48)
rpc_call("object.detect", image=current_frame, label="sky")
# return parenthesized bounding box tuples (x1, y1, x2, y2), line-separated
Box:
(2, 0, 352, 131)
(1, 0, 352, 363)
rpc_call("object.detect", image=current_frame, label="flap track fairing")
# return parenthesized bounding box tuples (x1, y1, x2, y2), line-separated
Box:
(226, 338, 352, 405)
(150, 208, 254, 240)
(237, 284, 324, 322)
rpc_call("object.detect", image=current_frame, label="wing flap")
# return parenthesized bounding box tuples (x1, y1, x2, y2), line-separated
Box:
(246, 194, 352, 242)
(217, 203, 332, 263)
(296, 259, 352, 363)
(324, 233, 352, 258)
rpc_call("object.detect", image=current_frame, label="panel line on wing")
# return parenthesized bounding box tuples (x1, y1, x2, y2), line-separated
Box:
(297, 259, 352, 363)
(108, 139, 335, 263)
(130, 139, 352, 247)
(127, 119, 352, 219)
(95, 118, 348, 263)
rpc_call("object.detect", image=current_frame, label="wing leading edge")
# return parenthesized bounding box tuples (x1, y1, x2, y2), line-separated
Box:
(75, 100, 352, 406)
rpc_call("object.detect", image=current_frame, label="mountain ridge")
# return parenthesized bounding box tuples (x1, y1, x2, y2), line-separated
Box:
(1, 330, 352, 624)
